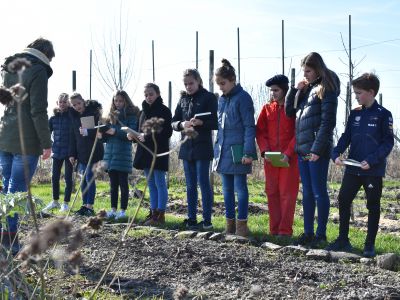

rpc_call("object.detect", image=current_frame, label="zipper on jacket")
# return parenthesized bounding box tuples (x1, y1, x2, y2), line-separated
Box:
(277, 105, 281, 149)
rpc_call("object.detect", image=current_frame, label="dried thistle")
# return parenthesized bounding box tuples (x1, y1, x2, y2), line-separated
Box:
(7, 57, 31, 73)
(68, 250, 82, 268)
(173, 285, 189, 300)
(83, 216, 103, 231)
(18, 219, 73, 259)
(141, 117, 164, 135)
(0, 87, 13, 105)
(67, 229, 84, 252)
(96, 209, 107, 219)
(10, 83, 26, 100)
(183, 127, 199, 139)
(92, 161, 107, 174)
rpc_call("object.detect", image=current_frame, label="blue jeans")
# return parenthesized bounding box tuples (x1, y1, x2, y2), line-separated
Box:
(144, 169, 168, 211)
(78, 163, 96, 205)
(298, 156, 330, 237)
(221, 173, 248, 220)
(183, 160, 213, 224)
(52, 157, 73, 202)
(0, 151, 39, 193)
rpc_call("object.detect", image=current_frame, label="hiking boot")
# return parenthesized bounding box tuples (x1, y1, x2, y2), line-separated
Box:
(144, 210, 160, 226)
(1, 214, 21, 255)
(140, 209, 154, 225)
(198, 220, 213, 231)
(59, 203, 69, 212)
(363, 241, 376, 258)
(293, 233, 314, 246)
(183, 218, 198, 230)
(236, 219, 249, 238)
(310, 235, 327, 249)
(42, 200, 60, 212)
(224, 218, 236, 235)
(157, 211, 165, 225)
(82, 207, 95, 217)
(325, 237, 353, 252)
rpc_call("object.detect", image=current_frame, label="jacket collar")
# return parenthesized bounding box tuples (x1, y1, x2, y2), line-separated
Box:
(142, 96, 163, 115)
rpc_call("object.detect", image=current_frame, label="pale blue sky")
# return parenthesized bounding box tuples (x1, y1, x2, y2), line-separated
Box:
(1, 0, 399, 133)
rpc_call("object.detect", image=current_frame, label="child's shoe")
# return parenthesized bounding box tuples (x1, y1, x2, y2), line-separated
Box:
(60, 203, 69, 212)
(42, 200, 60, 212)
(115, 210, 126, 220)
(106, 210, 117, 218)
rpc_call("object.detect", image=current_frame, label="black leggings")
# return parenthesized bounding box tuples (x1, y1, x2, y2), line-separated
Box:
(338, 173, 382, 244)
(52, 157, 73, 202)
(109, 170, 129, 210)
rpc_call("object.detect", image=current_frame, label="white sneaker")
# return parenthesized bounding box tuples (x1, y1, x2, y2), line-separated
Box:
(60, 203, 69, 212)
(42, 201, 60, 212)
(106, 210, 117, 218)
(116, 210, 126, 219)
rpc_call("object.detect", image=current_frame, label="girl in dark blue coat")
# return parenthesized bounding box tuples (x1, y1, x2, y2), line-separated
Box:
(285, 52, 339, 247)
(213, 59, 257, 237)
(102, 90, 139, 220)
(172, 69, 218, 230)
(43, 93, 73, 213)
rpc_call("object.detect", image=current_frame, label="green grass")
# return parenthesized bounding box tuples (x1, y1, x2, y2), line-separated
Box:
(30, 179, 400, 255)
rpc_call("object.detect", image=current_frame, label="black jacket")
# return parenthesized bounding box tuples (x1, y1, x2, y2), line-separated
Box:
(285, 77, 340, 158)
(69, 100, 104, 165)
(171, 87, 218, 161)
(133, 97, 172, 171)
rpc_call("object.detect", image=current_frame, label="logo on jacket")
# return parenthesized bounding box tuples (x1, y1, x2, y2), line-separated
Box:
(355, 116, 361, 121)
(368, 184, 374, 189)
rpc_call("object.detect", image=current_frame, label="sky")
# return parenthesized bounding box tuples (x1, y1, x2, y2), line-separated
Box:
(1, 0, 399, 134)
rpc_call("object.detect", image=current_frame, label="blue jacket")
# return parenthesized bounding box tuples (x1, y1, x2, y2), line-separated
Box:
(49, 108, 72, 159)
(213, 84, 257, 174)
(103, 108, 138, 173)
(332, 101, 394, 177)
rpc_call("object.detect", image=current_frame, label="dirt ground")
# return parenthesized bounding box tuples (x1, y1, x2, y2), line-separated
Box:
(33, 219, 400, 300)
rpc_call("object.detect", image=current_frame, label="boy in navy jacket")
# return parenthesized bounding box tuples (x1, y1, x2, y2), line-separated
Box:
(326, 73, 394, 257)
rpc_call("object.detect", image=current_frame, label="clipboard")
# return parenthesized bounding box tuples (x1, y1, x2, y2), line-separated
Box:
(264, 152, 289, 168)
(80, 116, 95, 129)
(121, 126, 140, 136)
(194, 112, 211, 119)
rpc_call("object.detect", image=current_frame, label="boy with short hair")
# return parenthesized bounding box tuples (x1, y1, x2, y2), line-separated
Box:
(326, 73, 394, 257)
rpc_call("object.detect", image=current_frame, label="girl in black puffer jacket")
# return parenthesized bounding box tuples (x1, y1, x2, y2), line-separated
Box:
(285, 52, 340, 248)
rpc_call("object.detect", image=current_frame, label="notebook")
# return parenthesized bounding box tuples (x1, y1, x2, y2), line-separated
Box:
(231, 144, 257, 164)
(264, 152, 289, 168)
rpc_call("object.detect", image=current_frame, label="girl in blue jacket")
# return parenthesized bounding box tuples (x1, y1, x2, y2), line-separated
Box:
(101, 90, 139, 219)
(213, 59, 257, 237)
(43, 93, 73, 213)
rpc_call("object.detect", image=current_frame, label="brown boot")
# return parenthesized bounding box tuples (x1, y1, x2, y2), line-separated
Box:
(224, 218, 236, 235)
(236, 219, 249, 238)
(140, 209, 153, 225)
(157, 210, 165, 225)
(144, 210, 160, 226)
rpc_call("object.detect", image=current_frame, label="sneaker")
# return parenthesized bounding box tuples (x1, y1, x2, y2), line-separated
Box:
(75, 206, 88, 216)
(106, 210, 117, 218)
(60, 203, 69, 212)
(363, 242, 376, 258)
(183, 218, 198, 230)
(293, 233, 314, 246)
(82, 207, 95, 217)
(115, 211, 126, 220)
(42, 201, 60, 212)
(310, 235, 327, 249)
(198, 221, 213, 231)
(325, 237, 353, 252)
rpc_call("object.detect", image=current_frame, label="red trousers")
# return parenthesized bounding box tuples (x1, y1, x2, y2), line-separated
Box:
(264, 158, 299, 235)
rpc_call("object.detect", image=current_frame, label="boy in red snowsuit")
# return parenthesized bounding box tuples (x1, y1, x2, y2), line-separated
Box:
(256, 75, 299, 236)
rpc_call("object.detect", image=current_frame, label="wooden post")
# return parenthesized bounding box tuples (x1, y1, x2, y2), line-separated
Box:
(379, 93, 382, 106)
(72, 70, 76, 92)
(89, 50, 92, 99)
(118, 44, 122, 89)
(167, 81, 172, 188)
(152, 40, 155, 82)
(209, 50, 215, 188)
(282, 20, 285, 75)
(290, 68, 295, 88)
(196, 31, 199, 70)
(237, 27, 240, 83)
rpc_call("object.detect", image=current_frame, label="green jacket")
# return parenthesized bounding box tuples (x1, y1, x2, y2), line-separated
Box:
(0, 52, 52, 155)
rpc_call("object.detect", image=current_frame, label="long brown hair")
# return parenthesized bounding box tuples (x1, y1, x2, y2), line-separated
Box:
(108, 90, 140, 124)
(301, 52, 339, 99)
